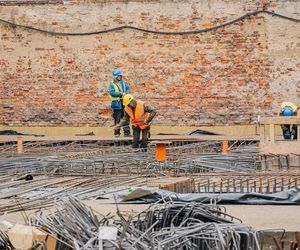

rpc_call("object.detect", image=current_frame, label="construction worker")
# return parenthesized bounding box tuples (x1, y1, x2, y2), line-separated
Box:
(114, 94, 157, 149)
(279, 101, 298, 140)
(108, 69, 131, 137)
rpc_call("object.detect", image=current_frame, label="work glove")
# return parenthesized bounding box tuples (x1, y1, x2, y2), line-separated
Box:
(143, 119, 152, 126)
(133, 119, 147, 126)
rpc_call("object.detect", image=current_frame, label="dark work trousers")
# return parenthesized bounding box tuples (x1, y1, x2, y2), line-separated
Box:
(282, 124, 298, 140)
(132, 126, 150, 148)
(113, 109, 130, 136)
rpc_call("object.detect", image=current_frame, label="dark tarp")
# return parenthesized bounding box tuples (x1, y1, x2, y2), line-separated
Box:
(75, 132, 95, 136)
(0, 130, 27, 135)
(157, 129, 220, 136)
(121, 188, 300, 205)
(188, 129, 219, 135)
(0, 130, 44, 137)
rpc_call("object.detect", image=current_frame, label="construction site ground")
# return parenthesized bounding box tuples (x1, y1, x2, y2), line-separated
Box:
(1, 126, 300, 249)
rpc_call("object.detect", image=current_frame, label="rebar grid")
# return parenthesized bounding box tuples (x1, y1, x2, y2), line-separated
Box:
(0, 175, 163, 214)
(0, 139, 133, 157)
(0, 141, 261, 177)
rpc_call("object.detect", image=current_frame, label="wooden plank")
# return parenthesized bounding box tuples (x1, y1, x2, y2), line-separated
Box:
(0, 134, 259, 143)
(17, 136, 23, 154)
(260, 124, 265, 144)
(222, 141, 229, 154)
(260, 141, 300, 155)
(269, 124, 275, 143)
(260, 117, 300, 125)
(150, 141, 172, 144)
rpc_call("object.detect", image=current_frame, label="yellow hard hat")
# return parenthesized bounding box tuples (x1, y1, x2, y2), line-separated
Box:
(123, 94, 134, 106)
(280, 102, 298, 112)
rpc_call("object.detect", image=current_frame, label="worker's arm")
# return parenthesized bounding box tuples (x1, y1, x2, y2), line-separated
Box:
(144, 104, 157, 124)
(115, 112, 130, 129)
(124, 81, 130, 94)
(108, 83, 123, 97)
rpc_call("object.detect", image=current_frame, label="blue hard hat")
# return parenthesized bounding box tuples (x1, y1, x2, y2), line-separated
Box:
(112, 69, 122, 77)
(282, 108, 294, 116)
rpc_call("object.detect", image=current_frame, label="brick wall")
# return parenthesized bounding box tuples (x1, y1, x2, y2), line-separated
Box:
(0, 0, 299, 126)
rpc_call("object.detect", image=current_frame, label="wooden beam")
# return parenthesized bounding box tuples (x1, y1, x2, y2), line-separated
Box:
(0, 134, 259, 143)
(17, 136, 23, 154)
(260, 141, 300, 155)
(260, 124, 265, 144)
(260, 117, 300, 125)
(222, 141, 229, 154)
(269, 124, 275, 143)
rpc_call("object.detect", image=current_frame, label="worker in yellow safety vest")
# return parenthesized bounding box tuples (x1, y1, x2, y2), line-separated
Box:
(278, 101, 299, 140)
(114, 94, 157, 149)
(108, 69, 131, 137)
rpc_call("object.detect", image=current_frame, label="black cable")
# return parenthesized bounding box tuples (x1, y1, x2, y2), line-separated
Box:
(0, 9, 299, 36)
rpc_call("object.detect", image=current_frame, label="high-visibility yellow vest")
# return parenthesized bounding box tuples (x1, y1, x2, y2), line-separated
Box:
(109, 82, 125, 101)
(124, 101, 149, 129)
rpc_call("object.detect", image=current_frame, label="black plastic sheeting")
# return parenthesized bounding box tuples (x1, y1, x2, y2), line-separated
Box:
(188, 129, 219, 135)
(75, 132, 95, 136)
(157, 129, 220, 136)
(121, 188, 300, 205)
(0, 130, 44, 137)
(0, 130, 26, 135)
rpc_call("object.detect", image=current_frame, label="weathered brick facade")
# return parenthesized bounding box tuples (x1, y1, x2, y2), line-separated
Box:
(0, 0, 299, 126)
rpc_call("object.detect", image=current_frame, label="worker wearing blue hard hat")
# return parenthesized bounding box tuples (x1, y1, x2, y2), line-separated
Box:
(112, 69, 122, 77)
(108, 69, 131, 137)
(282, 108, 294, 117)
(279, 101, 299, 140)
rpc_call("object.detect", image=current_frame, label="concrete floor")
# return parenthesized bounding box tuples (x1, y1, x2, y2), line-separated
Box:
(225, 205, 300, 231)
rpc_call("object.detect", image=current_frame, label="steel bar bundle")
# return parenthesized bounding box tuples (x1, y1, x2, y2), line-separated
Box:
(0, 229, 14, 250)
(117, 201, 260, 250)
(29, 197, 260, 249)
(30, 197, 116, 250)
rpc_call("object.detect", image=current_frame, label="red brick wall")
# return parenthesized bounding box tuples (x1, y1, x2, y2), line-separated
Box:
(0, 0, 299, 126)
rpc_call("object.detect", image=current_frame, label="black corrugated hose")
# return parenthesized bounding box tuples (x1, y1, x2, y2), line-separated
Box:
(0, 9, 299, 36)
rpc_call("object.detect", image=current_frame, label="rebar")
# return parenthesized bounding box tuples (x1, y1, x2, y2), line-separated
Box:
(30, 197, 260, 250)
(0, 228, 14, 250)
